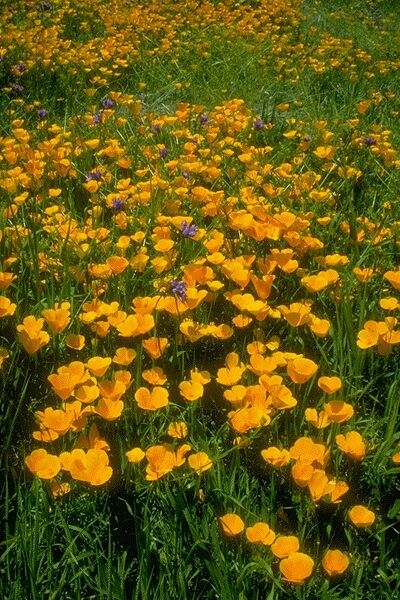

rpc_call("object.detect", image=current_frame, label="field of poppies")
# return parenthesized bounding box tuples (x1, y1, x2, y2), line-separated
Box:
(1, 0, 400, 598)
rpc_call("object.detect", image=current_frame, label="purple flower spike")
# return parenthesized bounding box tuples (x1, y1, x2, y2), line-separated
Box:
(180, 220, 198, 238)
(11, 83, 23, 94)
(37, 108, 47, 119)
(253, 118, 264, 130)
(159, 147, 169, 158)
(170, 280, 187, 302)
(101, 97, 114, 109)
(16, 63, 26, 74)
(92, 111, 102, 125)
(38, 1, 53, 10)
(111, 199, 125, 213)
(364, 136, 376, 146)
(199, 113, 209, 126)
(85, 170, 102, 182)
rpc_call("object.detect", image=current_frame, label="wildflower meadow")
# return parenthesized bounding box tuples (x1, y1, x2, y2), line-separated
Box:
(1, 0, 400, 598)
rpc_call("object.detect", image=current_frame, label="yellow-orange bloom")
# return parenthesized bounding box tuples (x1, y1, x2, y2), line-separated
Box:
(245, 522, 275, 545)
(348, 505, 376, 528)
(25, 448, 61, 479)
(135, 386, 169, 411)
(279, 552, 314, 584)
(336, 431, 366, 460)
(219, 513, 245, 536)
(322, 549, 349, 576)
(188, 452, 213, 474)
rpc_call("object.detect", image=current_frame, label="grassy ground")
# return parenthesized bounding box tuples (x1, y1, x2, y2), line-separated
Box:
(1, 0, 400, 598)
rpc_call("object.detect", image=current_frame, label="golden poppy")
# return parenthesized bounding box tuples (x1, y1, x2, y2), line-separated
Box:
(271, 535, 300, 558)
(25, 448, 61, 479)
(348, 505, 375, 528)
(322, 549, 349, 576)
(219, 513, 245, 536)
(135, 386, 169, 411)
(245, 522, 275, 545)
(279, 552, 314, 584)
(188, 452, 213, 474)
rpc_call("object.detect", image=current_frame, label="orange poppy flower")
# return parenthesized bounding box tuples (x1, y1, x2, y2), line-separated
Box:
(322, 549, 349, 576)
(35, 406, 73, 435)
(106, 255, 129, 275)
(142, 337, 169, 359)
(126, 448, 145, 463)
(77, 424, 109, 452)
(0, 272, 16, 290)
(287, 357, 318, 384)
(336, 431, 366, 460)
(188, 452, 213, 474)
(305, 408, 330, 429)
(97, 376, 125, 400)
(329, 480, 349, 503)
(86, 356, 112, 377)
(42, 302, 71, 333)
(279, 552, 314, 584)
(142, 367, 167, 386)
(113, 347, 136, 365)
(179, 380, 204, 401)
(0, 296, 16, 318)
(167, 421, 188, 439)
(245, 522, 275, 545)
(145, 444, 177, 481)
(324, 400, 354, 423)
(61, 448, 112, 486)
(318, 376, 342, 394)
(261, 447, 290, 467)
(279, 302, 312, 327)
(135, 386, 169, 410)
(66, 334, 85, 350)
(348, 505, 375, 528)
(307, 469, 330, 502)
(17, 315, 50, 354)
(96, 397, 124, 420)
(25, 448, 61, 479)
(271, 535, 300, 558)
(219, 513, 245, 536)
(384, 270, 400, 291)
(291, 461, 315, 488)
(229, 406, 270, 433)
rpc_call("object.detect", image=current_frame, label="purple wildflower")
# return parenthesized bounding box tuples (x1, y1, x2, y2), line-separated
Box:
(11, 83, 23, 94)
(38, 1, 53, 10)
(101, 97, 114, 109)
(16, 63, 26, 74)
(85, 170, 102, 182)
(170, 280, 187, 302)
(199, 113, 209, 126)
(180, 220, 198, 238)
(151, 124, 161, 134)
(364, 136, 376, 146)
(253, 118, 264, 130)
(37, 108, 47, 119)
(92, 111, 102, 125)
(111, 199, 125, 213)
(159, 147, 169, 158)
